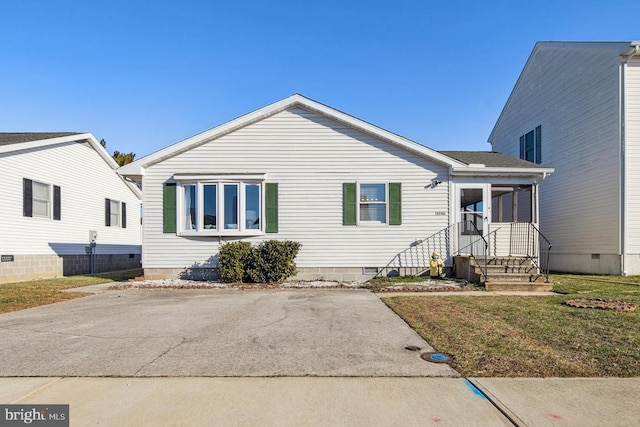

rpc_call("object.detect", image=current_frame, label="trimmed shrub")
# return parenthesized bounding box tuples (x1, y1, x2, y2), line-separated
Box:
(246, 240, 302, 283)
(217, 241, 252, 282)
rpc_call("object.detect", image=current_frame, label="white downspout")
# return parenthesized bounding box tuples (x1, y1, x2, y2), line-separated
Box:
(448, 166, 455, 256)
(619, 62, 627, 276)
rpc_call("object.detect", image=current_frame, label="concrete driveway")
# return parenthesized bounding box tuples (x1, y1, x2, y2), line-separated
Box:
(0, 289, 457, 377)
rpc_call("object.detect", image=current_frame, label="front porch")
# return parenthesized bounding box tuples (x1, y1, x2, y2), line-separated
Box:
(375, 152, 554, 289)
(375, 220, 552, 290)
(376, 180, 553, 290)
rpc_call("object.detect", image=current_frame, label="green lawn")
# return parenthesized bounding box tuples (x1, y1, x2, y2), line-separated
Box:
(383, 274, 640, 377)
(0, 270, 141, 314)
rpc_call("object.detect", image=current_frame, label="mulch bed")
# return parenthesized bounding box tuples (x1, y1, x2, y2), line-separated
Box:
(564, 298, 637, 312)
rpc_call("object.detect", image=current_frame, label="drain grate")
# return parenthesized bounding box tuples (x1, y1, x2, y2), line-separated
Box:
(404, 346, 422, 351)
(420, 352, 452, 364)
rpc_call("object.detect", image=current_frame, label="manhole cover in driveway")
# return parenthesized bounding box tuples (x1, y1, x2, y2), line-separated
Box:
(420, 352, 453, 364)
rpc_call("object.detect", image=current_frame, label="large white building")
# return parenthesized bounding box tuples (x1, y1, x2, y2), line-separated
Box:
(489, 41, 640, 275)
(0, 132, 142, 283)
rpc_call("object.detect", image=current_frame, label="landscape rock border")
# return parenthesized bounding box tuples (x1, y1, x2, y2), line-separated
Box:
(108, 278, 472, 292)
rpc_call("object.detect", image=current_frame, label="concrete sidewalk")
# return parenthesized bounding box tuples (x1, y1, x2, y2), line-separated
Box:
(472, 377, 640, 426)
(2, 377, 639, 426)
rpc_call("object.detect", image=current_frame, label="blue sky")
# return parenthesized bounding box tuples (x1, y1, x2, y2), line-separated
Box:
(1, 1, 638, 157)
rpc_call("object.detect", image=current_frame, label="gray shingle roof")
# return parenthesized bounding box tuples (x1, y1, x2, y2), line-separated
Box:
(0, 132, 82, 146)
(439, 151, 548, 168)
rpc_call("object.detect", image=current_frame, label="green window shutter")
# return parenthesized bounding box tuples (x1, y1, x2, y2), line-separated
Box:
(163, 183, 177, 233)
(265, 183, 278, 233)
(389, 183, 402, 225)
(53, 185, 61, 221)
(535, 125, 542, 164)
(105, 198, 111, 227)
(343, 183, 357, 226)
(23, 178, 33, 217)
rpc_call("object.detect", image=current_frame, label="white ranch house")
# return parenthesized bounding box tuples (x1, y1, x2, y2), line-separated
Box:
(119, 95, 553, 288)
(489, 41, 640, 275)
(0, 133, 142, 284)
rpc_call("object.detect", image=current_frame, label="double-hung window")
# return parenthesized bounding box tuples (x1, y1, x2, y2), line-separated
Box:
(359, 183, 387, 224)
(519, 126, 542, 164)
(32, 181, 51, 218)
(23, 178, 61, 220)
(105, 198, 127, 228)
(175, 179, 264, 235)
(343, 182, 401, 226)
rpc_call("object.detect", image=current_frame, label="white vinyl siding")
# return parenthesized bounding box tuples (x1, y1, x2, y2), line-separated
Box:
(141, 107, 449, 269)
(489, 43, 625, 266)
(0, 141, 141, 256)
(625, 60, 640, 254)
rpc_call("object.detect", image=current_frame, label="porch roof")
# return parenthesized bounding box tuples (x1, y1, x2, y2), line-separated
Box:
(439, 151, 549, 168)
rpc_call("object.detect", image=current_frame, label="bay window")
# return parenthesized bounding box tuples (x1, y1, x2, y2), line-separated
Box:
(203, 184, 217, 229)
(184, 185, 196, 230)
(176, 180, 263, 235)
(245, 184, 260, 230)
(224, 184, 239, 230)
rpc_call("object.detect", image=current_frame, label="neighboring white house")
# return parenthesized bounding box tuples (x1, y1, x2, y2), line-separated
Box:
(489, 41, 640, 275)
(0, 132, 142, 284)
(119, 94, 552, 281)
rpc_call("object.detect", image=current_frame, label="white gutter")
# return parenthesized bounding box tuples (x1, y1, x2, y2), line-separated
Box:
(619, 42, 640, 276)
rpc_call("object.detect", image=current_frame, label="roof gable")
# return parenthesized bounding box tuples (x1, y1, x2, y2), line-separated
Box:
(0, 132, 141, 199)
(118, 94, 466, 176)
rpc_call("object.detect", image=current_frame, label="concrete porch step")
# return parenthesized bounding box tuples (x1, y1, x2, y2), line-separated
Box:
(454, 255, 550, 289)
(484, 265, 537, 274)
(484, 281, 554, 292)
(479, 272, 547, 283)
(474, 256, 535, 266)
